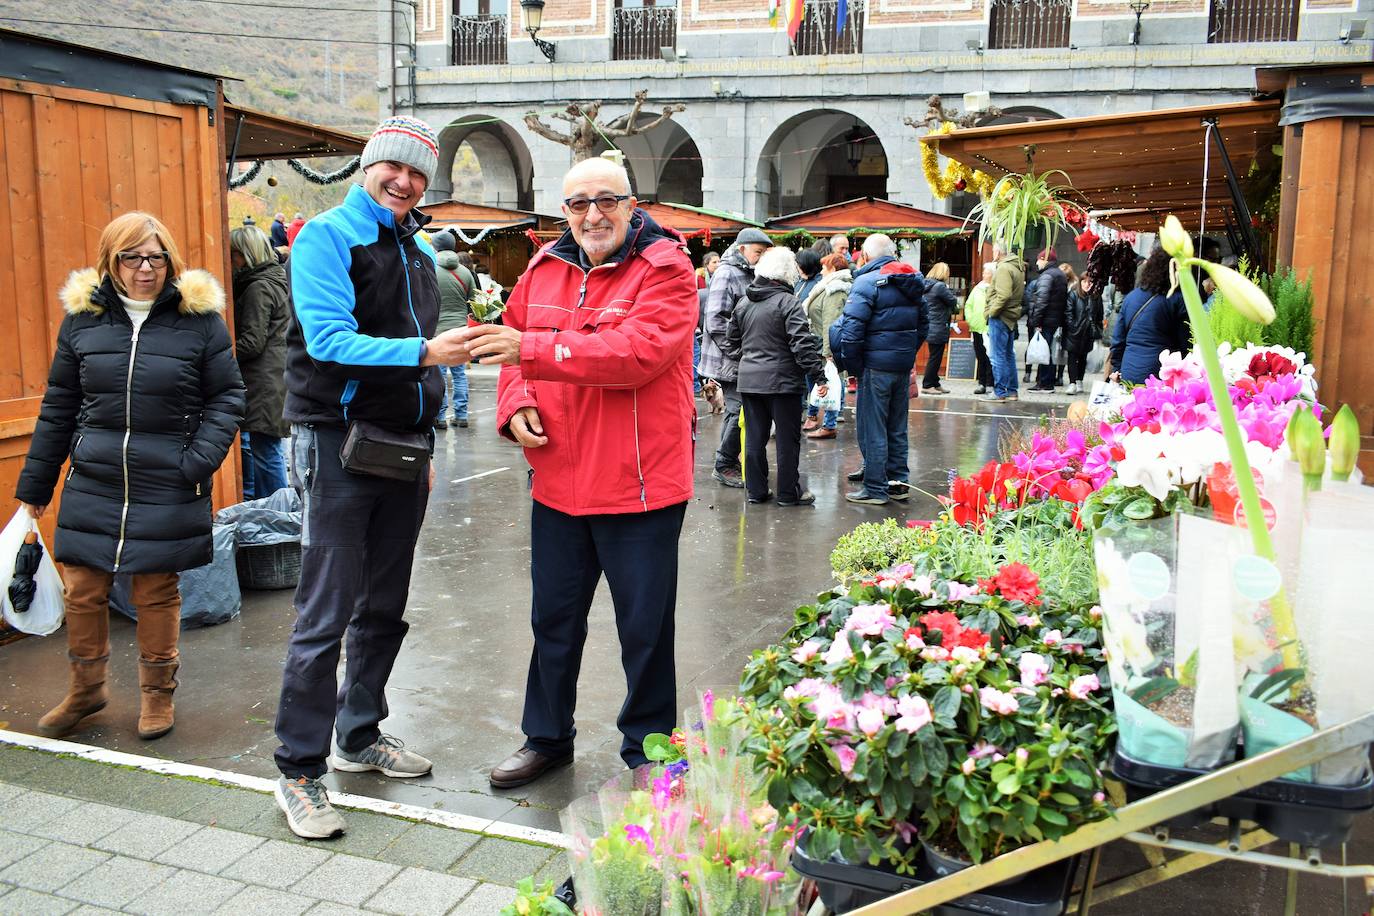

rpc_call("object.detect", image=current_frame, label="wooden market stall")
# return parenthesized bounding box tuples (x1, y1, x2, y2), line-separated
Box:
(0, 29, 368, 640)
(928, 87, 1374, 470)
(422, 200, 562, 289)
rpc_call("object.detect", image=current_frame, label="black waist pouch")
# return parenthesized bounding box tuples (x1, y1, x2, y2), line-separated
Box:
(339, 420, 431, 481)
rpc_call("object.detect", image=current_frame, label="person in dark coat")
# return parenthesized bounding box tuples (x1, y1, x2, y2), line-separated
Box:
(1111, 248, 1189, 385)
(723, 247, 824, 507)
(832, 234, 926, 505)
(430, 230, 477, 428)
(1061, 266, 1103, 395)
(920, 262, 956, 394)
(230, 226, 291, 499)
(1027, 247, 1068, 391)
(16, 212, 245, 742)
(270, 212, 290, 249)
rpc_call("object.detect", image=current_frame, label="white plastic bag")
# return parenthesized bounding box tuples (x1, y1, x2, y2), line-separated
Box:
(1026, 330, 1051, 366)
(0, 510, 65, 636)
(1085, 343, 1107, 375)
(807, 362, 841, 412)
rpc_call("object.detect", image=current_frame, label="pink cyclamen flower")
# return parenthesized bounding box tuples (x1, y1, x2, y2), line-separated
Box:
(833, 744, 858, 775)
(1018, 652, 1050, 687)
(894, 695, 933, 734)
(846, 604, 896, 637)
(791, 640, 823, 663)
(1069, 673, 1101, 700)
(979, 686, 1020, 716)
(857, 706, 886, 737)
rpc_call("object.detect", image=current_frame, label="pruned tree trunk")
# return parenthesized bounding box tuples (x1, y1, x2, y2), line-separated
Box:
(524, 90, 687, 162)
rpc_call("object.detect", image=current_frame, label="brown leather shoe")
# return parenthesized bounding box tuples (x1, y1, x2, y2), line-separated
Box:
(805, 428, 836, 440)
(801, 417, 820, 432)
(489, 747, 573, 789)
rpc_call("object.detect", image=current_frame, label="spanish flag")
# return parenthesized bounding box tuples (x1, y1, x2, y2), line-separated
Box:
(786, 0, 805, 40)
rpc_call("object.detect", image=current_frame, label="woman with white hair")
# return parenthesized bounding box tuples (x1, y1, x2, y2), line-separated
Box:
(723, 246, 825, 507)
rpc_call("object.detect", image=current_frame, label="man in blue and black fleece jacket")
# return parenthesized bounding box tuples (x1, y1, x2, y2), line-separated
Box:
(272, 116, 477, 840)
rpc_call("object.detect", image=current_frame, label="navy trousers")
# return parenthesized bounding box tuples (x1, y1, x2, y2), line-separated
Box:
(522, 499, 686, 768)
(274, 423, 429, 779)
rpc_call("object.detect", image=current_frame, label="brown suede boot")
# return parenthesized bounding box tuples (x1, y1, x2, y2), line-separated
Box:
(38, 655, 110, 738)
(137, 657, 179, 740)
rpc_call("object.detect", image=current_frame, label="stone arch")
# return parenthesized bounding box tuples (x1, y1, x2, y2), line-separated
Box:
(590, 116, 704, 207)
(433, 115, 535, 210)
(755, 109, 888, 219)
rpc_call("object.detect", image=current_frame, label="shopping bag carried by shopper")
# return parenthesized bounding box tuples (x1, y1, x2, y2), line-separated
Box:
(0, 510, 65, 636)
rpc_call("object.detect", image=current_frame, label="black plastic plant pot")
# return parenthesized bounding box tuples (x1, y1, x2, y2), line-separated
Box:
(792, 831, 1078, 916)
(1111, 746, 1374, 846)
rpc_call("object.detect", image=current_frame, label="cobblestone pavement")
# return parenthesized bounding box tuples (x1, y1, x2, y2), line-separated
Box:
(0, 743, 565, 915)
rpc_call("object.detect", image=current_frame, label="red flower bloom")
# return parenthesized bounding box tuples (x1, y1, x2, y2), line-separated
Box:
(1051, 477, 1093, 504)
(1247, 352, 1297, 385)
(952, 626, 991, 651)
(1075, 230, 1100, 253)
(920, 612, 962, 647)
(907, 519, 934, 529)
(992, 563, 1042, 604)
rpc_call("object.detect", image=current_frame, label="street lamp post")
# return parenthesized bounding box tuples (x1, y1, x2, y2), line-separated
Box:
(520, 0, 557, 62)
(1129, 0, 1150, 45)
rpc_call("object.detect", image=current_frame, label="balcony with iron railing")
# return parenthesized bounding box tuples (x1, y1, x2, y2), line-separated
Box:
(1208, 0, 1299, 42)
(987, 0, 1071, 49)
(452, 13, 508, 66)
(790, 0, 865, 56)
(612, 6, 678, 61)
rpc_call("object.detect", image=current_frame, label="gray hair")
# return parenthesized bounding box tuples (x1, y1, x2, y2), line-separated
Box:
(754, 246, 801, 286)
(982, 263, 996, 279)
(862, 233, 896, 260)
(229, 226, 276, 268)
(829, 234, 850, 248)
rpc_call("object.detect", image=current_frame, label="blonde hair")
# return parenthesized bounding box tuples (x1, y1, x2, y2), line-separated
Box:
(97, 212, 185, 293)
(1059, 263, 1079, 286)
(230, 225, 277, 269)
(926, 261, 950, 283)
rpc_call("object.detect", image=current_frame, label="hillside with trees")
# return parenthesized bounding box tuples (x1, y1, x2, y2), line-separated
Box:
(2, 0, 386, 217)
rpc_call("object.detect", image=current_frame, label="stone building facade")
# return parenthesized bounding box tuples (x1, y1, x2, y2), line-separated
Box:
(390, 0, 1372, 219)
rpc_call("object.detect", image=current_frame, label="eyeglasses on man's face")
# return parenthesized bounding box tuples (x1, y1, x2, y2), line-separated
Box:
(563, 195, 630, 216)
(117, 251, 170, 269)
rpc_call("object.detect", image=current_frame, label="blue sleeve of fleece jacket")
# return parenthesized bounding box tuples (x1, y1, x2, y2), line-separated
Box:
(290, 218, 424, 374)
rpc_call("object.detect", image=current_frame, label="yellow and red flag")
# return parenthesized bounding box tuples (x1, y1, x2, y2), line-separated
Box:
(786, 0, 805, 39)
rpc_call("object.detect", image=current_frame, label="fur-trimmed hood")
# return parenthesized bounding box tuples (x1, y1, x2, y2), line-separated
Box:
(60, 267, 226, 317)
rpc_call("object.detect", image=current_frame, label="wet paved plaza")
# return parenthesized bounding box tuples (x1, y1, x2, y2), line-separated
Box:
(2, 366, 1369, 914)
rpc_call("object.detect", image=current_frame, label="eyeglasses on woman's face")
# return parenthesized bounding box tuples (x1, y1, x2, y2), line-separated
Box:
(117, 251, 169, 269)
(563, 195, 630, 216)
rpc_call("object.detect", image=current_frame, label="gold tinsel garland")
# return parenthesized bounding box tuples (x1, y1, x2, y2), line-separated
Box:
(920, 122, 997, 200)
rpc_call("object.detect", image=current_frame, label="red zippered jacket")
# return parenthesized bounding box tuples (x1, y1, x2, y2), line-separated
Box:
(496, 211, 697, 515)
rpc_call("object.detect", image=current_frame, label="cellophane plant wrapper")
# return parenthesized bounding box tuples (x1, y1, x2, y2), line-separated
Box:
(1094, 512, 1239, 769)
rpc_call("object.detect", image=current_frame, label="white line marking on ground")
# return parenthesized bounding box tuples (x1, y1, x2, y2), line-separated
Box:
(451, 467, 510, 484)
(0, 730, 569, 847)
(471, 406, 498, 413)
(908, 408, 1026, 420)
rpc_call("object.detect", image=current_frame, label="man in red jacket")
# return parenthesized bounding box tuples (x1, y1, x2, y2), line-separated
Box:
(468, 158, 697, 788)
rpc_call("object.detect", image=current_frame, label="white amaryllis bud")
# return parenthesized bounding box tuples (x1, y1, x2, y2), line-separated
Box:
(1202, 262, 1276, 325)
(1158, 215, 1193, 259)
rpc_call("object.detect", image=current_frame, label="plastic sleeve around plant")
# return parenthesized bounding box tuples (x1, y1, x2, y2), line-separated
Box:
(1176, 259, 1303, 676)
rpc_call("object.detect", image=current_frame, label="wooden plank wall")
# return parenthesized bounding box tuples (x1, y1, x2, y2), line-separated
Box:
(0, 77, 239, 555)
(1291, 117, 1374, 445)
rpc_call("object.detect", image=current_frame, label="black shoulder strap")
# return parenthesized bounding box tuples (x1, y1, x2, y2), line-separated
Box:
(1121, 294, 1160, 342)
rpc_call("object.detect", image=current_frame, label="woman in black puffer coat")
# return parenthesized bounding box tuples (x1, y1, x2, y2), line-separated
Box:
(229, 226, 291, 499)
(16, 212, 245, 742)
(723, 247, 824, 507)
(1061, 266, 1103, 395)
(920, 262, 957, 393)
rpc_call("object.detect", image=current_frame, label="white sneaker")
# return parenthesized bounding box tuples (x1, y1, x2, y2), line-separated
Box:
(276, 775, 346, 839)
(330, 734, 433, 778)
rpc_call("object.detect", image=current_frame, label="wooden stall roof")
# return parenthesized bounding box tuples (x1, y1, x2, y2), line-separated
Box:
(638, 201, 762, 233)
(929, 99, 1283, 232)
(766, 197, 968, 234)
(223, 104, 366, 160)
(422, 200, 560, 233)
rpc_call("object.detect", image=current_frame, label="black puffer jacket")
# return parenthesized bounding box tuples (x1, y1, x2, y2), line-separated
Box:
(1064, 288, 1103, 355)
(16, 269, 246, 573)
(1028, 259, 1068, 332)
(722, 277, 824, 395)
(922, 278, 957, 346)
(232, 261, 291, 439)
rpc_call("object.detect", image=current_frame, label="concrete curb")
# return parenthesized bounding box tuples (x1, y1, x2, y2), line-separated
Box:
(0, 729, 569, 848)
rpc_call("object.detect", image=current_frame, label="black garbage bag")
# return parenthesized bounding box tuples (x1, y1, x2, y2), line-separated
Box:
(8, 536, 44, 614)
